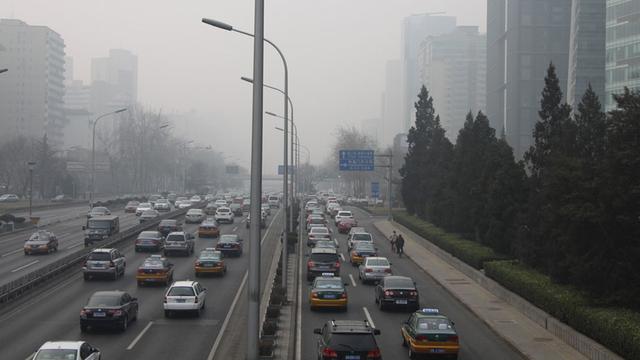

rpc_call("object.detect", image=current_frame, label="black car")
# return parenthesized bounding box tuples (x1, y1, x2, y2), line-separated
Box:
(135, 230, 165, 252)
(313, 320, 381, 360)
(307, 248, 340, 281)
(215, 234, 243, 257)
(80, 290, 138, 332)
(375, 276, 419, 311)
(158, 219, 182, 236)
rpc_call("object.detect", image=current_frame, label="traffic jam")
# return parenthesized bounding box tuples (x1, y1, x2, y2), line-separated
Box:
(304, 194, 460, 360)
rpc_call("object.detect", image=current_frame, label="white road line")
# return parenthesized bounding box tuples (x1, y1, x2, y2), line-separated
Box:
(2, 248, 23, 257)
(207, 209, 280, 360)
(126, 321, 154, 350)
(340, 253, 345, 261)
(349, 274, 357, 287)
(11, 260, 39, 273)
(363, 307, 376, 328)
(66, 243, 83, 250)
(296, 217, 303, 360)
(232, 226, 238, 232)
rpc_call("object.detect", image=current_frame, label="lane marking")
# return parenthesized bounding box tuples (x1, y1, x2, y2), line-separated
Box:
(11, 260, 39, 273)
(232, 226, 238, 232)
(66, 243, 83, 250)
(349, 274, 357, 287)
(340, 253, 345, 261)
(363, 306, 376, 328)
(207, 208, 280, 360)
(126, 321, 154, 350)
(296, 213, 303, 360)
(2, 248, 23, 257)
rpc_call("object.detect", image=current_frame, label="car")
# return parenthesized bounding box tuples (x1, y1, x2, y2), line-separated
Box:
(216, 234, 243, 257)
(83, 248, 126, 280)
(214, 199, 228, 208)
(87, 206, 110, 218)
(204, 202, 218, 215)
(313, 239, 338, 250)
(0, 193, 19, 202)
(24, 230, 58, 255)
(350, 242, 377, 266)
(309, 274, 348, 311)
(348, 226, 366, 237)
(401, 308, 460, 359)
(375, 275, 419, 311)
(135, 230, 165, 252)
(337, 217, 358, 233)
(51, 194, 73, 202)
(268, 195, 280, 208)
(307, 216, 328, 231)
(195, 248, 226, 276)
(198, 218, 220, 238)
(230, 203, 243, 216)
(154, 199, 171, 212)
(190, 195, 202, 204)
(80, 290, 138, 332)
(136, 254, 174, 286)
(139, 209, 160, 223)
(83, 215, 120, 246)
(125, 200, 140, 213)
(158, 219, 182, 236)
(307, 247, 340, 281)
(164, 280, 207, 317)
(185, 208, 206, 224)
(148, 194, 162, 206)
(307, 226, 332, 247)
(313, 320, 381, 360)
(177, 200, 192, 209)
(135, 202, 153, 216)
(348, 232, 374, 251)
(205, 194, 215, 201)
(163, 231, 195, 256)
(242, 201, 251, 212)
(214, 207, 234, 224)
(326, 201, 341, 215)
(305, 200, 319, 214)
(358, 257, 392, 284)
(168, 193, 177, 204)
(334, 210, 354, 225)
(261, 203, 271, 215)
(33, 341, 101, 360)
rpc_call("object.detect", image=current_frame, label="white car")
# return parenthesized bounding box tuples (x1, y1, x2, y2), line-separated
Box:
(268, 195, 280, 208)
(214, 199, 228, 207)
(214, 207, 234, 224)
(348, 232, 374, 250)
(185, 208, 205, 224)
(326, 201, 340, 215)
(334, 210, 354, 225)
(176, 200, 192, 209)
(164, 280, 207, 317)
(136, 202, 153, 216)
(0, 194, 19, 202)
(33, 341, 101, 360)
(190, 195, 202, 204)
(358, 256, 392, 284)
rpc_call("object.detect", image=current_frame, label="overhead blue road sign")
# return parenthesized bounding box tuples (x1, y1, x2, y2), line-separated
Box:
(339, 150, 374, 171)
(371, 182, 380, 198)
(278, 165, 296, 175)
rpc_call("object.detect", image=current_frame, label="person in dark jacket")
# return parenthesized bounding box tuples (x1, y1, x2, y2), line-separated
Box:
(396, 234, 405, 257)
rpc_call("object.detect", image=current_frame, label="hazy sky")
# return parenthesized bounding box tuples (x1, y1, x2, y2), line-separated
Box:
(4, 0, 486, 174)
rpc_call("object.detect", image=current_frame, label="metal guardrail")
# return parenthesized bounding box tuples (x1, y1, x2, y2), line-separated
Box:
(0, 207, 192, 303)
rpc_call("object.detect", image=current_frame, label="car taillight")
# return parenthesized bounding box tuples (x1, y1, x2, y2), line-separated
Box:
(108, 309, 123, 316)
(80, 309, 90, 317)
(384, 290, 394, 297)
(367, 347, 381, 358)
(82, 261, 87, 267)
(137, 269, 145, 275)
(307, 261, 315, 268)
(322, 348, 338, 358)
(415, 335, 428, 341)
(335, 261, 340, 268)
(163, 296, 167, 303)
(384, 268, 392, 273)
(409, 291, 418, 297)
(195, 261, 201, 266)
(194, 297, 198, 303)
(340, 292, 347, 299)
(448, 335, 459, 343)
(311, 291, 318, 299)
(109, 261, 115, 268)
(365, 268, 373, 273)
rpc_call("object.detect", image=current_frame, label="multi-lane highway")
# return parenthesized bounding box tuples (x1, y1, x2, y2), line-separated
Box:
(0, 207, 282, 360)
(299, 207, 525, 359)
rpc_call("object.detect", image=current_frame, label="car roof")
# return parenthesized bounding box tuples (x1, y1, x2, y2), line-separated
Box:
(39, 341, 85, 350)
(328, 320, 375, 333)
(311, 247, 337, 254)
(167, 231, 186, 236)
(91, 248, 114, 253)
(171, 280, 197, 287)
(91, 290, 125, 297)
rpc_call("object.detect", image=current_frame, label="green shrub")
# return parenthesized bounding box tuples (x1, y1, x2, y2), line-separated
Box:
(393, 211, 508, 269)
(485, 260, 640, 360)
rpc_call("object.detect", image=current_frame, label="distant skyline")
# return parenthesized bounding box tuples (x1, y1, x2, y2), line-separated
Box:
(2, 0, 487, 172)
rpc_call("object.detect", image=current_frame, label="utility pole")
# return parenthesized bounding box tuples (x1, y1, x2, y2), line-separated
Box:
(374, 151, 393, 221)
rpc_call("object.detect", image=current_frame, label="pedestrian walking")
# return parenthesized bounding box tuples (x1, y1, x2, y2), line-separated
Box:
(389, 230, 397, 252)
(396, 234, 405, 257)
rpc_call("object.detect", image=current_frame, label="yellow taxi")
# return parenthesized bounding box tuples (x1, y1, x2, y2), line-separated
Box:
(198, 218, 220, 238)
(136, 255, 174, 286)
(195, 248, 226, 276)
(401, 308, 460, 359)
(349, 242, 377, 266)
(309, 273, 348, 311)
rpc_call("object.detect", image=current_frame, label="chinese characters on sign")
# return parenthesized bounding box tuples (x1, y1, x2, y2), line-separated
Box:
(339, 150, 374, 171)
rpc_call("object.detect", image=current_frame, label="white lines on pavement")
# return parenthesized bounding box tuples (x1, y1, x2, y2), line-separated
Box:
(349, 274, 357, 287)
(241, 219, 246, 223)
(24, 352, 35, 360)
(126, 321, 154, 350)
(232, 226, 238, 232)
(11, 260, 39, 273)
(66, 243, 83, 250)
(363, 307, 376, 328)
(2, 248, 23, 257)
(340, 253, 345, 261)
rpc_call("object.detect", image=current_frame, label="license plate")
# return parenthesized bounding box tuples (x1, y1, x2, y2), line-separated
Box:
(204, 263, 214, 267)
(324, 294, 336, 299)
(176, 299, 185, 303)
(345, 356, 360, 360)
(396, 299, 408, 305)
(93, 312, 106, 317)
(430, 349, 445, 353)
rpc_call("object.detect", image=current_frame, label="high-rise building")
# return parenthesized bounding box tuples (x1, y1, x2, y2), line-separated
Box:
(401, 14, 456, 132)
(605, 0, 640, 110)
(0, 19, 66, 147)
(381, 60, 402, 146)
(568, 0, 606, 108)
(486, 0, 572, 158)
(418, 26, 486, 140)
(90, 49, 137, 115)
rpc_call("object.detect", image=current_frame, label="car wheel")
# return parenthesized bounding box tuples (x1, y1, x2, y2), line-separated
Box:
(83, 273, 90, 281)
(135, 247, 139, 252)
(137, 281, 144, 287)
(408, 347, 417, 359)
(378, 299, 386, 311)
(195, 272, 200, 278)
(113, 271, 118, 281)
(80, 324, 88, 333)
(164, 310, 171, 318)
(120, 315, 128, 332)
(402, 334, 408, 347)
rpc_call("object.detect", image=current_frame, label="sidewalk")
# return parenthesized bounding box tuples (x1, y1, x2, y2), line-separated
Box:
(375, 220, 588, 360)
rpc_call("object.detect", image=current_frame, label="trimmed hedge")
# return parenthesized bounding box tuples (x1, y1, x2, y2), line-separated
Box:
(485, 260, 640, 360)
(393, 211, 508, 269)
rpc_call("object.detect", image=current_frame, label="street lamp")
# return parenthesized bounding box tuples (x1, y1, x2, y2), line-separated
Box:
(90, 108, 127, 208)
(27, 161, 36, 218)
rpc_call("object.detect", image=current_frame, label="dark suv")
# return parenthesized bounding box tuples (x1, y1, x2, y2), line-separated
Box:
(313, 320, 382, 360)
(375, 275, 419, 311)
(307, 248, 340, 281)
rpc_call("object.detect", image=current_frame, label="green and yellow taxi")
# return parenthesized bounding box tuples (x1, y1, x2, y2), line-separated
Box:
(195, 248, 226, 276)
(309, 273, 348, 311)
(136, 255, 174, 286)
(401, 308, 460, 359)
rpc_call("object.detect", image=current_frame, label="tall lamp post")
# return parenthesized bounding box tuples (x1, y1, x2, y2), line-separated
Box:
(27, 161, 36, 218)
(90, 108, 127, 208)
(202, 9, 266, 359)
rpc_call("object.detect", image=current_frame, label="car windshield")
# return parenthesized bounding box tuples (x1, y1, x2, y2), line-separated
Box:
(168, 286, 195, 296)
(87, 252, 111, 261)
(311, 228, 329, 234)
(220, 235, 238, 243)
(352, 234, 372, 241)
(417, 318, 454, 331)
(386, 278, 414, 288)
(160, 220, 176, 226)
(354, 244, 375, 252)
(310, 218, 325, 224)
(328, 334, 377, 351)
(138, 231, 159, 239)
(142, 259, 164, 268)
(87, 220, 111, 229)
(166, 234, 185, 242)
(314, 279, 343, 289)
(200, 252, 220, 260)
(218, 209, 230, 213)
(338, 212, 351, 217)
(34, 349, 77, 360)
(28, 232, 49, 241)
(367, 259, 389, 267)
(310, 253, 338, 262)
(139, 203, 151, 208)
(87, 294, 120, 307)
(187, 210, 202, 215)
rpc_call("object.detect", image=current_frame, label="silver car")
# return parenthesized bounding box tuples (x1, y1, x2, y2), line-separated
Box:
(358, 257, 392, 284)
(83, 248, 126, 280)
(163, 231, 195, 256)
